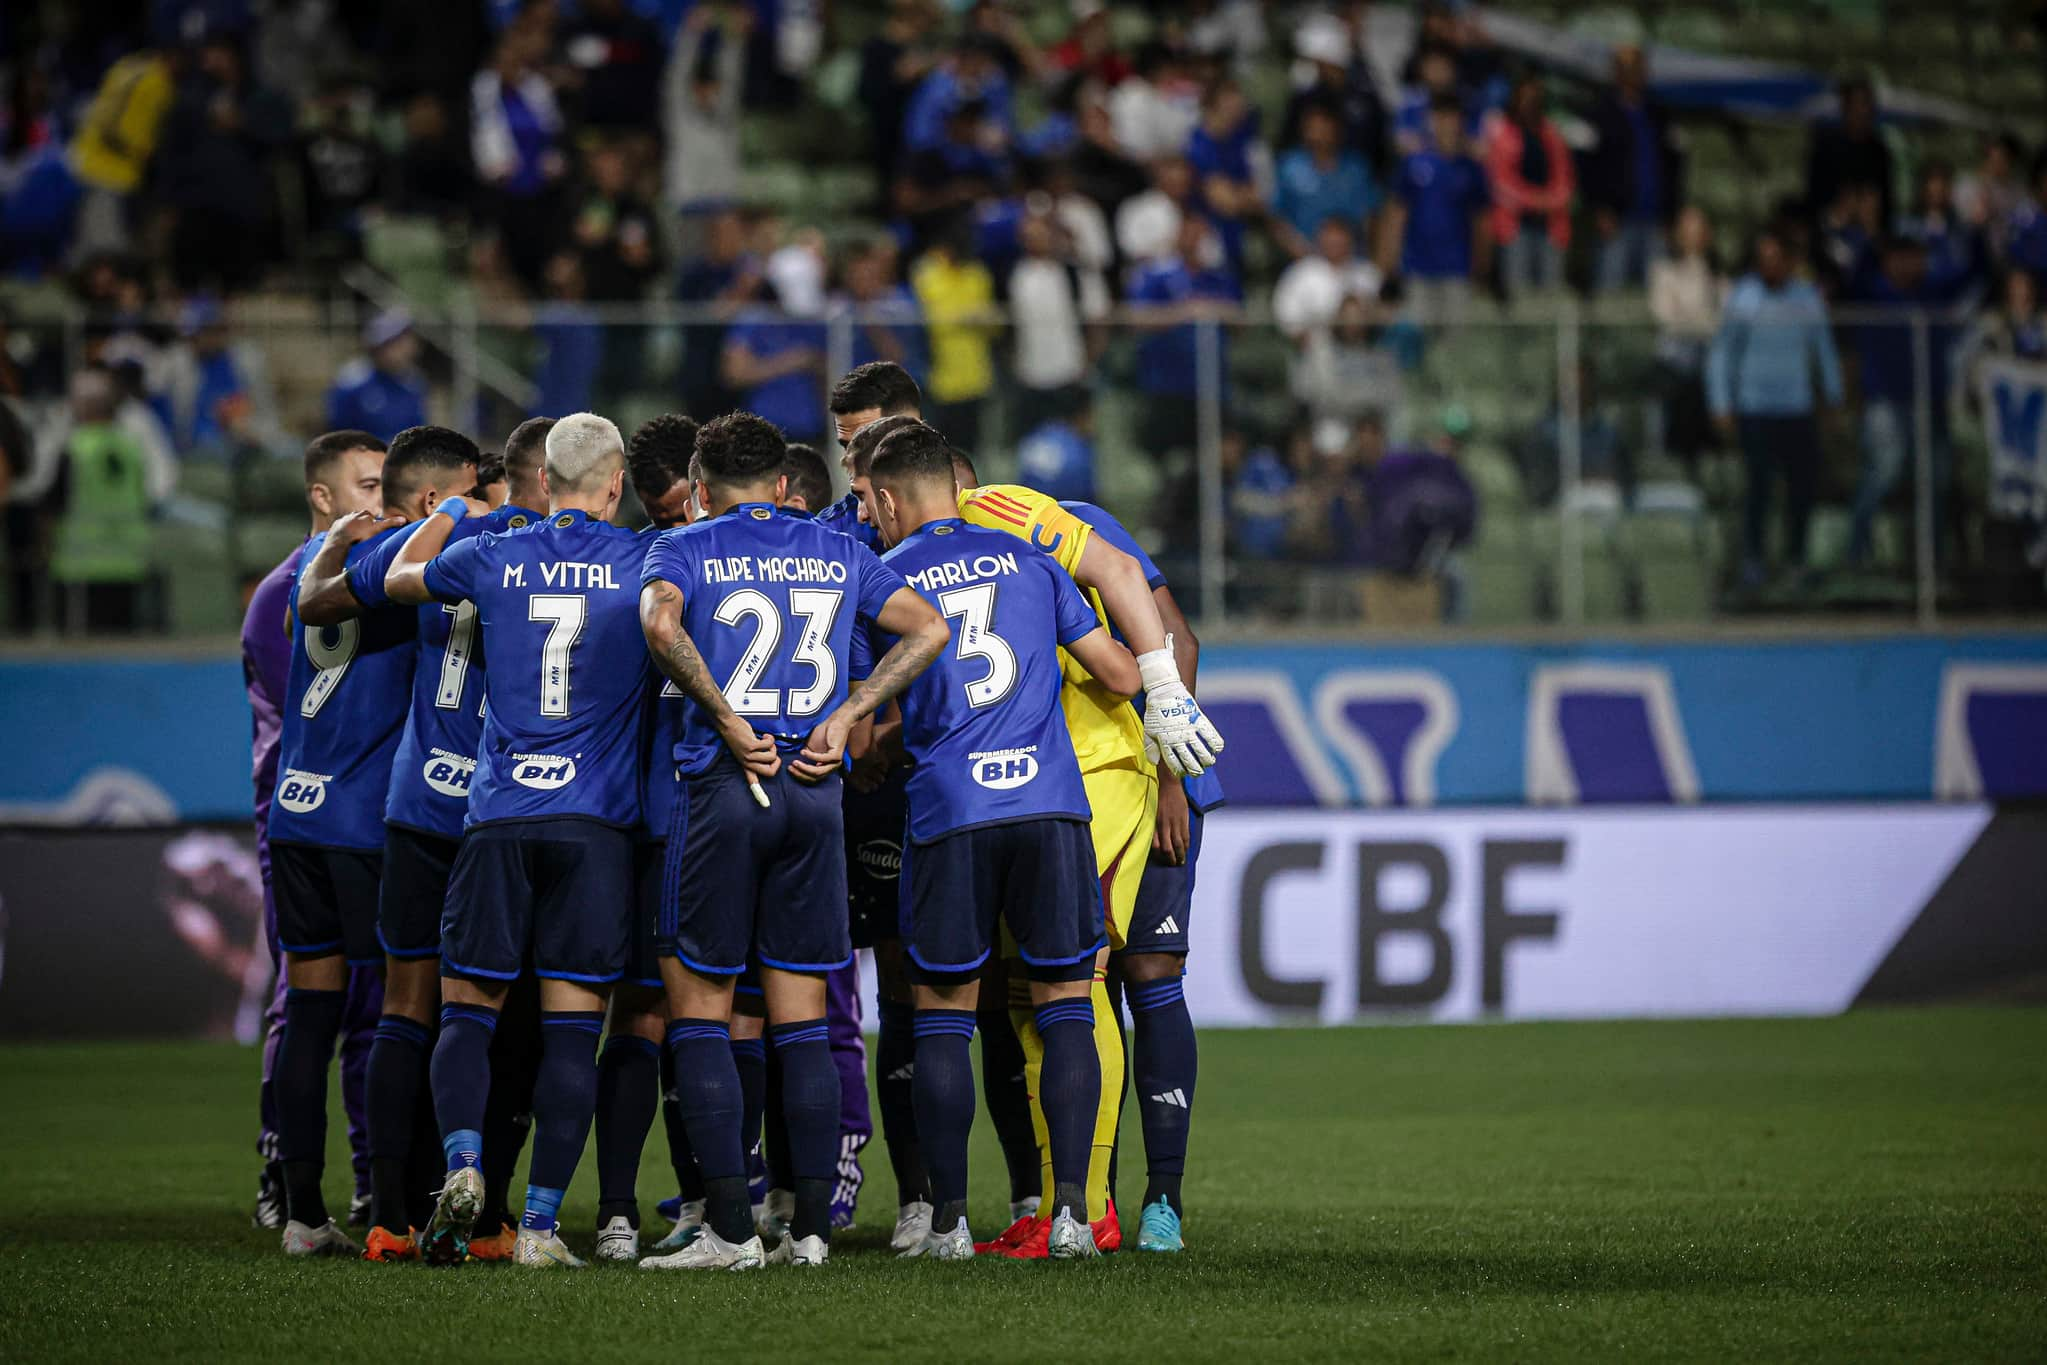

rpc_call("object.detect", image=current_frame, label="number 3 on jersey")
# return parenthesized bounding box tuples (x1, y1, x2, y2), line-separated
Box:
(938, 581, 1016, 707)
(713, 587, 843, 717)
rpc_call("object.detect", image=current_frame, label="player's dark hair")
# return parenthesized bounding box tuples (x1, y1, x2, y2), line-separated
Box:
(781, 442, 834, 512)
(303, 429, 385, 489)
(843, 413, 921, 479)
(382, 424, 481, 505)
(627, 412, 700, 506)
(869, 420, 954, 487)
(472, 451, 505, 497)
(695, 411, 788, 489)
(950, 445, 978, 486)
(503, 416, 554, 495)
(829, 361, 922, 418)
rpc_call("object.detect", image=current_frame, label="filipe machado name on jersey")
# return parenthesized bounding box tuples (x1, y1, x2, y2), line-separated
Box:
(700, 555, 852, 584)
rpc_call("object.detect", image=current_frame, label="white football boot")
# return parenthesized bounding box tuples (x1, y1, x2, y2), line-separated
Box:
(889, 1198, 934, 1253)
(639, 1225, 765, 1271)
(652, 1199, 705, 1252)
(593, 1215, 640, 1262)
(767, 1233, 829, 1267)
(513, 1226, 587, 1268)
(912, 1217, 975, 1262)
(1046, 1206, 1099, 1260)
(281, 1219, 358, 1257)
(755, 1187, 793, 1242)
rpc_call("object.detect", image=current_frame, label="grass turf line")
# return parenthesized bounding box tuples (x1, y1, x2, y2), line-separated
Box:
(2, 1007, 2044, 1362)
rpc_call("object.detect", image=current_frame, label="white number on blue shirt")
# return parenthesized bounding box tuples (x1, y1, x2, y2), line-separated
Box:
(784, 589, 844, 717)
(937, 582, 1017, 708)
(713, 588, 782, 715)
(530, 594, 587, 718)
(711, 588, 846, 717)
(435, 600, 478, 711)
(300, 620, 360, 718)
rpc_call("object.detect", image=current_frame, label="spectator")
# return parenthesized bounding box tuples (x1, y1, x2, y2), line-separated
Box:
(1281, 10, 1389, 173)
(1706, 225, 1844, 590)
(1185, 76, 1266, 273)
(1128, 214, 1243, 467)
(1109, 42, 1199, 163)
(1486, 74, 1574, 296)
(1039, 158, 1116, 277)
(67, 45, 178, 261)
(2005, 152, 2047, 283)
(1961, 268, 2047, 608)
(1015, 398, 1098, 504)
(1273, 216, 1381, 340)
(1518, 357, 1630, 508)
(720, 277, 828, 443)
(858, 0, 942, 195)
(154, 35, 293, 293)
(1381, 95, 1490, 321)
(1116, 155, 1223, 272)
(1648, 205, 1727, 473)
(901, 35, 1015, 157)
(1393, 44, 1472, 157)
(675, 207, 761, 421)
(662, 1, 748, 230)
(1009, 208, 1109, 435)
(471, 15, 567, 288)
(155, 296, 281, 457)
(532, 252, 603, 418)
(1050, 4, 1130, 88)
(1585, 44, 1682, 292)
(47, 368, 153, 634)
(1956, 132, 2026, 265)
(571, 140, 659, 304)
(1806, 77, 1893, 234)
(1186, 0, 1268, 69)
(1225, 427, 1298, 568)
(1293, 291, 1410, 430)
(1272, 98, 1378, 258)
(1, 391, 37, 629)
(559, 0, 665, 134)
(897, 97, 1007, 253)
(325, 310, 429, 444)
(1068, 82, 1151, 224)
(296, 78, 383, 270)
(831, 237, 928, 383)
(386, 92, 472, 221)
(1814, 183, 1882, 299)
(909, 218, 998, 450)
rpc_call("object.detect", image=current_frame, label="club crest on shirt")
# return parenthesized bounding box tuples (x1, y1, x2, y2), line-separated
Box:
(750, 507, 771, 520)
(512, 753, 578, 790)
(508, 514, 530, 528)
(968, 746, 1039, 790)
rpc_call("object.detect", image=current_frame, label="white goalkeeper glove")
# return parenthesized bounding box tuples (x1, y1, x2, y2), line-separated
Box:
(1137, 640, 1223, 777)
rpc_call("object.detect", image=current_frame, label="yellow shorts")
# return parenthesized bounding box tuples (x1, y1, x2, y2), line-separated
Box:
(1083, 759, 1159, 951)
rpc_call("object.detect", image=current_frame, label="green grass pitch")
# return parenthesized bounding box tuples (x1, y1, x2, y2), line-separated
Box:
(4, 1006, 2044, 1362)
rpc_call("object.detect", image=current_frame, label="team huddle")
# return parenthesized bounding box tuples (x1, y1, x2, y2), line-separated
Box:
(256, 361, 1224, 1270)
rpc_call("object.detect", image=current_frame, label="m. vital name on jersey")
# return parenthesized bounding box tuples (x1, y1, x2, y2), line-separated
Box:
(512, 752, 578, 790)
(700, 555, 851, 584)
(501, 561, 624, 589)
(969, 744, 1040, 790)
(422, 747, 477, 798)
(903, 551, 1021, 593)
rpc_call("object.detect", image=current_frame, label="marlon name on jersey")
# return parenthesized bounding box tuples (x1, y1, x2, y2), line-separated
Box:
(902, 549, 1021, 593)
(700, 554, 851, 584)
(501, 561, 623, 589)
(969, 744, 1040, 790)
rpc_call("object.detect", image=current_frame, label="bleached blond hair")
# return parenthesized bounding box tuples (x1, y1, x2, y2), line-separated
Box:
(545, 412, 624, 493)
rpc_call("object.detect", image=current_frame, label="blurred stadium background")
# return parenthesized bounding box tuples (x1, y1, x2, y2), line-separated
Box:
(0, 0, 2044, 1356)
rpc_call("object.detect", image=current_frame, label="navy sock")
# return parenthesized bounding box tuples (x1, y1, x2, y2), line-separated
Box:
(367, 1013, 431, 1232)
(875, 999, 929, 1206)
(978, 1007, 1040, 1205)
(730, 1036, 767, 1179)
(658, 1045, 703, 1201)
(431, 1003, 498, 1175)
(479, 977, 540, 1231)
(522, 1011, 604, 1233)
(1034, 998, 1100, 1211)
(1129, 975, 1196, 1214)
(278, 987, 347, 1227)
(913, 1009, 977, 1227)
(594, 1034, 659, 1226)
(667, 1018, 749, 1242)
(769, 1018, 840, 1243)
(761, 1044, 791, 1190)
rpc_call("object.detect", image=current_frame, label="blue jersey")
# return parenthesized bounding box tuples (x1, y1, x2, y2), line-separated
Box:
(1062, 501, 1227, 814)
(878, 519, 1096, 844)
(640, 502, 907, 775)
(638, 529, 687, 841)
(269, 534, 420, 849)
(422, 510, 651, 829)
(813, 492, 880, 549)
(348, 504, 545, 838)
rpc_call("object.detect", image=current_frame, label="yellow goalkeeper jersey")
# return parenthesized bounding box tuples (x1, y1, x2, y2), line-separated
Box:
(955, 484, 1147, 775)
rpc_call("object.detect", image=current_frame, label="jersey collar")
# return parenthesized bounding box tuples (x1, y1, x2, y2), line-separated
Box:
(544, 508, 594, 530)
(904, 516, 966, 545)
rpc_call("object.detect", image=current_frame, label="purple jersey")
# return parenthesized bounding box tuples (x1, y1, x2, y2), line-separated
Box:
(241, 539, 309, 850)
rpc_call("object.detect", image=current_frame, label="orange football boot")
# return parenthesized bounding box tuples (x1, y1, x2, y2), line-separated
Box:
(362, 1226, 418, 1262)
(466, 1225, 518, 1262)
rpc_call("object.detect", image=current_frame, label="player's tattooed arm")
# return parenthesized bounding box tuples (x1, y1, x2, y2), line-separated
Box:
(640, 581, 780, 779)
(792, 586, 947, 781)
(296, 509, 402, 625)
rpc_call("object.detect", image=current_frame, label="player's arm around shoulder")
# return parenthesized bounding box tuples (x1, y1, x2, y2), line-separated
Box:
(296, 510, 404, 624)
(385, 496, 490, 604)
(1064, 626, 1140, 699)
(959, 483, 1093, 576)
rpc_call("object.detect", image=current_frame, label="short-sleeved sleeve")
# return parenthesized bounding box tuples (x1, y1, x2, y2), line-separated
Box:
(850, 620, 881, 681)
(956, 484, 1092, 578)
(1047, 556, 1100, 646)
(850, 542, 909, 622)
(422, 532, 488, 604)
(344, 524, 410, 609)
(640, 527, 698, 599)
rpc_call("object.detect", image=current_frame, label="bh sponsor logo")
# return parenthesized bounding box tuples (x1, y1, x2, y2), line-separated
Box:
(423, 748, 477, 799)
(970, 746, 1039, 790)
(512, 753, 578, 790)
(857, 839, 902, 880)
(277, 768, 330, 814)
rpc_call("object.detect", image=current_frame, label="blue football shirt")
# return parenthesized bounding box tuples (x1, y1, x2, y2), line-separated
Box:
(1060, 501, 1227, 814)
(877, 519, 1096, 843)
(422, 509, 651, 829)
(269, 533, 420, 849)
(638, 529, 687, 841)
(813, 491, 880, 550)
(640, 502, 907, 776)
(349, 503, 545, 838)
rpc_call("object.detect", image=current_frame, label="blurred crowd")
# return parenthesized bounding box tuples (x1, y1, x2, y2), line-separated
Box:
(1, 0, 2044, 632)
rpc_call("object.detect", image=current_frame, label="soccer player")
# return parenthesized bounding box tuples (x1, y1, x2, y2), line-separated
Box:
(1062, 500, 1222, 1254)
(636, 411, 948, 1270)
(473, 451, 508, 507)
(267, 439, 424, 1256)
(295, 421, 550, 1261)
(386, 413, 651, 1269)
(866, 420, 1142, 1260)
(241, 430, 386, 1232)
(816, 360, 922, 545)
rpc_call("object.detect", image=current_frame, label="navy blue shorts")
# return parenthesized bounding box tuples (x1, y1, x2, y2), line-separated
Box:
(901, 817, 1103, 984)
(442, 817, 633, 984)
(627, 840, 667, 991)
(663, 762, 851, 976)
(379, 824, 459, 960)
(1122, 808, 1205, 957)
(843, 768, 908, 949)
(271, 842, 382, 967)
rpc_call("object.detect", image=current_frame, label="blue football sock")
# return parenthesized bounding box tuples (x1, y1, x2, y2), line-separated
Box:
(277, 987, 346, 1227)
(978, 1006, 1040, 1205)
(526, 1011, 604, 1221)
(594, 1034, 659, 1225)
(730, 1036, 767, 1177)
(367, 1012, 431, 1231)
(912, 1009, 977, 1223)
(658, 1044, 703, 1201)
(1033, 998, 1101, 1209)
(769, 1018, 840, 1243)
(1129, 975, 1196, 1213)
(875, 999, 930, 1206)
(432, 1003, 498, 1173)
(521, 1183, 565, 1235)
(667, 1018, 749, 1242)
